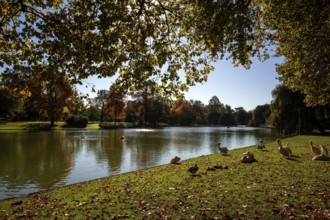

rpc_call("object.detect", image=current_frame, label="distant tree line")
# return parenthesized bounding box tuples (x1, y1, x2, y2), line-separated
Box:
(1, 77, 329, 134)
(75, 87, 263, 128)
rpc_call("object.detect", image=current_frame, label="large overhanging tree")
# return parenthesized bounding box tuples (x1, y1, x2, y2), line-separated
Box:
(1, 0, 329, 106)
(0, 1, 264, 97)
(261, 0, 330, 106)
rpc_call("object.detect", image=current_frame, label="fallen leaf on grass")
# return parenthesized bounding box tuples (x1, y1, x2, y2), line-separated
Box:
(77, 201, 88, 207)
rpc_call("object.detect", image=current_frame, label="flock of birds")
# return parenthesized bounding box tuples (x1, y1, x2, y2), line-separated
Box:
(170, 138, 329, 176)
(276, 139, 329, 161)
(83, 133, 329, 176)
(186, 163, 229, 176)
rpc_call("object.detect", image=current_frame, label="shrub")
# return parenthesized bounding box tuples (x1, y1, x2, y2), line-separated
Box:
(25, 123, 52, 131)
(65, 115, 88, 128)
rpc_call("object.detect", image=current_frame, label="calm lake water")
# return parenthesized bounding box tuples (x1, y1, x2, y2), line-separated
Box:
(0, 126, 277, 200)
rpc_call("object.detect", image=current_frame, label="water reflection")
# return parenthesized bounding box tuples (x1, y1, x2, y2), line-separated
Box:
(0, 131, 74, 199)
(0, 127, 277, 200)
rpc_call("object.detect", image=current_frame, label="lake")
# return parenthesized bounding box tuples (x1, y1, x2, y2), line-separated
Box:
(0, 126, 277, 200)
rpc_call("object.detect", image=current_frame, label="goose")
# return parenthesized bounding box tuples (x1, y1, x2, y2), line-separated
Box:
(170, 156, 181, 164)
(312, 153, 330, 161)
(257, 139, 265, 150)
(320, 145, 328, 156)
(188, 164, 199, 175)
(309, 140, 321, 156)
(217, 142, 229, 155)
(277, 139, 290, 158)
(240, 151, 257, 163)
(284, 142, 292, 155)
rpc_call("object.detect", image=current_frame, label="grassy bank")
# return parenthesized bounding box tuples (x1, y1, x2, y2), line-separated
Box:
(0, 135, 329, 219)
(0, 121, 100, 132)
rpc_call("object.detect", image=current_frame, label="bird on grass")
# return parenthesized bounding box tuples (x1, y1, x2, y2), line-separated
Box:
(257, 139, 266, 150)
(188, 164, 199, 176)
(312, 145, 329, 161)
(213, 165, 223, 169)
(309, 140, 321, 156)
(217, 142, 229, 155)
(312, 152, 330, 161)
(170, 156, 181, 165)
(240, 151, 257, 163)
(283, 142, 292, 155)
(277, 139, 291, 158)
(320, 145, 328, 156)
(206, 167, 216, 171)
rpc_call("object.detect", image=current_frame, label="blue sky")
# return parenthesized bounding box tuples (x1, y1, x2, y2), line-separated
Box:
(185, 56, 283, 110)
(77, 56, 283, 111)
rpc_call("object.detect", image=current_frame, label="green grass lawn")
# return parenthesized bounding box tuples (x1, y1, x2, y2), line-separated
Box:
(0, 121, 100, 132)
(0, 121, 63, 130)
(0, 135, 329, 219)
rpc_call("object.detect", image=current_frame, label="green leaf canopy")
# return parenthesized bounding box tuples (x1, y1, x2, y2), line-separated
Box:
(1, 0, 329, 106)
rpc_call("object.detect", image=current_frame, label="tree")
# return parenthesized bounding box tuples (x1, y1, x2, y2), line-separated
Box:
(94, 90, 109, 123)
(86, 104, 101, 123)
(0, 87, 24, 118)
(132, 89, 149, 126)
(71, 92, 88, 116)
(269, 84, 330, 134)
(249, 104, 270, 127)
(0, 1, 216, 99)
(145, 95, 169, 126)
(3, 65, 75, 125)
(220, 105, 236, 126)
(234, 107, 250, 125)
(2, 0, 328, 106)
(192, 0, 330, 106)
(105, 85, 125, 126)
(27, 67, 75, 126)
(191, 0, 266, 68)
(171, 99, 195, 126)
(207, 96, 225, 124)
(190, 100, 207, 125)
(125, 101, 137, 125)
(261, 0, 330, 106)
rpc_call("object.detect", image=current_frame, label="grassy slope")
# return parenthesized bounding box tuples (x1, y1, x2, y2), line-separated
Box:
(0, 135, 329, 219)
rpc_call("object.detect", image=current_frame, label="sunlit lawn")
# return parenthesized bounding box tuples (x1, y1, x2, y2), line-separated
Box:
(0, 135, 329, 219)
(0, 121, 101, 132)
(0, 121, 53, 131)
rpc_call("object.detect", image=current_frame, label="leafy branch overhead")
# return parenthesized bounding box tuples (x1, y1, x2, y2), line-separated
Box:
(1, 0, 329, 105)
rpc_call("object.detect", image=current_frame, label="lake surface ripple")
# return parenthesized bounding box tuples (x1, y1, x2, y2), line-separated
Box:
(0, 126, 277, 200)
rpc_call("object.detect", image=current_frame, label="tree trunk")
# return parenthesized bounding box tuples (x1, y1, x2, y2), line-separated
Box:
(50, 118, 55, 127)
